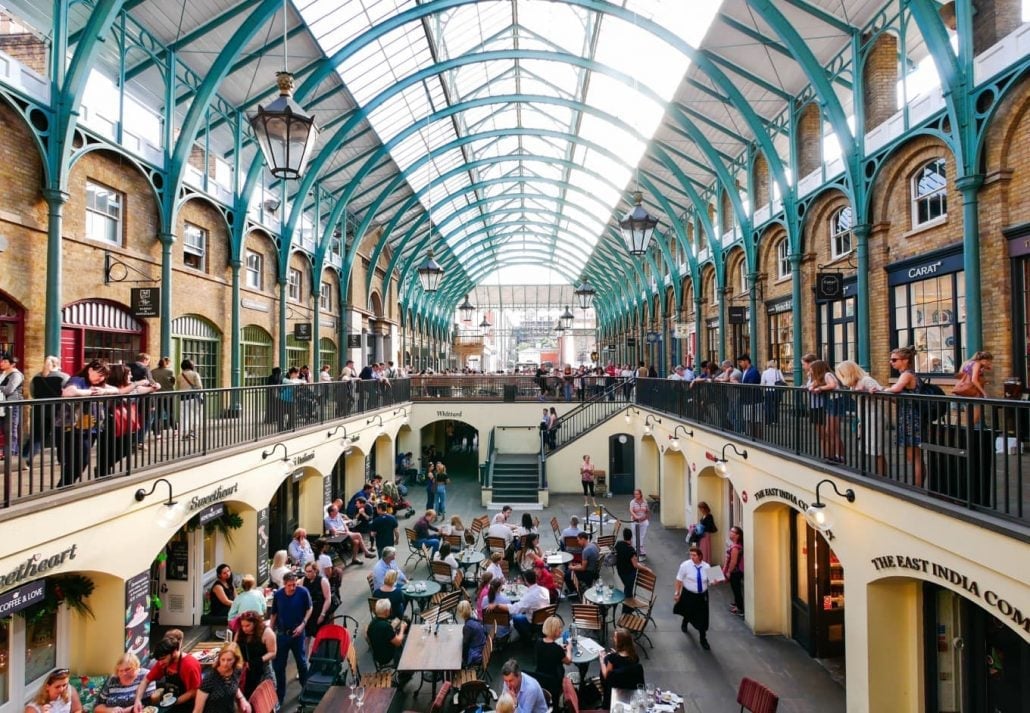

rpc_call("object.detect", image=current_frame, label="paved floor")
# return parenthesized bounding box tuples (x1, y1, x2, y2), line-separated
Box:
(281, 450, 846, 712)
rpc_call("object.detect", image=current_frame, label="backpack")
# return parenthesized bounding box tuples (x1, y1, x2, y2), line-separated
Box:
(915, 377, 948, 426)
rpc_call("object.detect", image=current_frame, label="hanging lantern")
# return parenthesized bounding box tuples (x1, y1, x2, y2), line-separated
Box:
(574, 278, 596, 310)
(459, 295, 475, 322)
(619, 190, 659, 256)
(249, 72, 319, 180)
(417, 250, 444, 292)
(559, 305, 575, 330)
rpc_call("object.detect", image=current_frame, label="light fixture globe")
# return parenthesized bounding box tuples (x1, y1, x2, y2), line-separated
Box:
(574, 279, 596, 310)
(249, 72, 319, 180)
(417, 249, 444, 292)
(560, 305, 575, 330)
(459, 295, 475, 322)
(619, 190, 659, 256)
(715, 460, 729, 476)
(805, 502, 832, 532)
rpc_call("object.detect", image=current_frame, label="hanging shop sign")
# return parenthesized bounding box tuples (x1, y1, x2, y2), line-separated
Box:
(0, 579, 45, 617)
(1, 545, 79, 589)
(870, 555, 1028, 634)
(728, 306, 748, 324)
(187, 482, 239, 511)
(766, 297, 793, 315)
(814, 273, 843, 300)
(165, 538, 189, 581)
(626, 337, 637, 347)
(294, 323, 312, 341)
(130, 288, 160, 318)
(347, 334, 362, 349)
(256, 508, 270, 585)
(197, 503, 225, 526)
(124, 571, 151, 656)
(672, 322, 692, 339)
(646, 332, 662, 344)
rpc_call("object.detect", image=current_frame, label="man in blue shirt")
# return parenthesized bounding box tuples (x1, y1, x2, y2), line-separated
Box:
(371, 547, 408, 590)
(269, 572, 313, 704)
(370, 502, 399, 550)
(738, 354, 763, 439)
(501, 659, 548, 713)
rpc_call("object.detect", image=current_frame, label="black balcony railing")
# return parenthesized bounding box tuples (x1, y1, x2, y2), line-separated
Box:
(0, 379, 410, 509)
(635, 378, 1028, 525)
(540, 382, 629, 454)
(410, 374, 633, 402)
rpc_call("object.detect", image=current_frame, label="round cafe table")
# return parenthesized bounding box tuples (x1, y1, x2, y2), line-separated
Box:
(584, 585, 625, 641)
(543, 551, 573, 568)
(402, 579, 441, 619)
(565, 632, 602, 696)
(456, 549, 485, 583)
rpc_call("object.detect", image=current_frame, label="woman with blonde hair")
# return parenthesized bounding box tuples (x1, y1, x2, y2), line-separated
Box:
(835, 360, 887, 476)
(885, 346, 924, 487)
(457, 600, 487, 667)
(534, 616, 571, 703)
(193, 643, 248, 713)
(95, 653, 156, 713)
(25, 668, 83, 713)
(954, 352, 992, 424)
(269, 550, 290, 588)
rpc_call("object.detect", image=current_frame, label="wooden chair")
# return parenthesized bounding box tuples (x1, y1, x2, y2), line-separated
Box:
(248, 679, 277, 713)
(360, 671, 394, 688)
(486, 536, 507, 556)
(560, 675, 606, 713)
(404, 528, 430, 571)
(482, 607, 513, 648)
(530, 604, 559, 640)
(437, 589, 463, 615)
(365, 572, 375, 595)
(444, 534, 462, 549)
(622, 570, 658, 630)
(607, 518, 623, 539)
(615, 611, 653, 657)
(550, 516, 562, 547)
(596, 534, 616, 563)
(453, 678, 496, 711)
(452, 567, 465, 591)
(431, 560, 455, 589)
(429, 680, 452, 713)
(499, 558, 511, 582)
(570, 604, 602, 636)
(563, 535, 582, 555)
(454, 631, 494, 686)
(419, 604, 453, 627)
(366, 597, 378, 618)
(736, 677, 780, 713)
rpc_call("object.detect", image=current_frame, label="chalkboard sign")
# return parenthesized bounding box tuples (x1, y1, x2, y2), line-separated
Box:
(124, 571, 151, 656)
(323, 475, 332, 511)
(256, 508, 270, 585)
(166, 539, 189, 581)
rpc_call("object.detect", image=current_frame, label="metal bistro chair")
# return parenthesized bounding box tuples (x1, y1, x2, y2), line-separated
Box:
(615, 611, 653, 657)
(431, 560, 455, 590)
(444, 533, 462, 549)
(736, 677, 780, 713)
(360, 670, 394, 689)
(570, 604, 603, 638)
(486, 536, 507, 557)
(482, 607, 513, 649)
(563, 535, 582, 557)
(530, 604, 560, 641)
(550, 516, 562, 548)
(366, 572, 375, 595)
(404, 528, 431, 571)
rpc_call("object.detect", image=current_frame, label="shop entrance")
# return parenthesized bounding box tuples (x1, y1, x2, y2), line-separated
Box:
(790, 511, 845, 658)
(158, 525, 224, 627)
(924, 584, 1029, 712)
(60, 300, 146, 373)
(608, 433, 635, 495)
(269, 476, 301, 555)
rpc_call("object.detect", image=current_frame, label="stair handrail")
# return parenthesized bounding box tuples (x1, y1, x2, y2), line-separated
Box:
(541, 382, 630, 456)
(485, 427, 496, 488)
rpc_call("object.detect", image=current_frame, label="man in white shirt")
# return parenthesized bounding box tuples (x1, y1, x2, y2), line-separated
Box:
(371, 547, 408, 590)
(629, 489, 650, 559)
(509, 569, 551, 640)
(488, 512, 515, 547)
(674, 546, 715, 650)
(667, 366, 684, 381)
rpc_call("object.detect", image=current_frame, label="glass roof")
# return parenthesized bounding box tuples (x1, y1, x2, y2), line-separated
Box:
(297, 0, 723, 281)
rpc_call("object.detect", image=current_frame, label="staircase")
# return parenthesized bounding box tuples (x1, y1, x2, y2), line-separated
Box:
(490, 454, 541, 505)
(544, 383, 628, 454)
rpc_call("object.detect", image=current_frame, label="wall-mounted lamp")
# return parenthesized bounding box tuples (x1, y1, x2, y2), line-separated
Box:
(669, 425, 694, 450)
(134, 478, 185, 529)
(805, 479, 856, 532)
(643, 414, 662, 436)
(327, 425, 347, 439)
(366, 414, 384, 428)
(624, 407, 641, 425)
(393, 407, 410, 426)
(715, 443, 748, 476)
(261, 442, 290, 461)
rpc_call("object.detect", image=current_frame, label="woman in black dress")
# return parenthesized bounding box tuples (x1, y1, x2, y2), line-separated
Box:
(301, 561, 333, 637)
(208, 564, 235, 625)
(533, 616, 570, 703)
(232, 612, 275, 698)
(194, 643, 250, 713)
(614, 527, 651, 603)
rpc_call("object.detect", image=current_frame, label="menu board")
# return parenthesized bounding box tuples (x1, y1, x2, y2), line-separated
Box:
(124, 571, 151, 656)
(323, 476, 332, 511)
(256, 508, 270, 585)
(166, 537, 189, 581)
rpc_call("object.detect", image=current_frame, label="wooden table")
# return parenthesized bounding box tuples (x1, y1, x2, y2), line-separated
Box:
(185, 641, 224, 667)
(313, 685, 396, 713)
(611, 687, 683, 712)
(397, 623, 464, 697)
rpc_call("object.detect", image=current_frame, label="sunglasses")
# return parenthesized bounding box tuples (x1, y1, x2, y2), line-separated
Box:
(46, 669, 70, 683)
(889, 358, 902, 362)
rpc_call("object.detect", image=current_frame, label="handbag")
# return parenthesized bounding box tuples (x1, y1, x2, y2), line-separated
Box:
(952, 378, 978, 397)
(114, 402, 140, 437)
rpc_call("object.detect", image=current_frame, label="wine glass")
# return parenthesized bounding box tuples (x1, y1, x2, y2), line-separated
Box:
(355, 685, 366, 710)
(348, 678, 356, 702)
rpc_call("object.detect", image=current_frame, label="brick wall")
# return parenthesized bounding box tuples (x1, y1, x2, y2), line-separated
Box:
(753, 152, 770, 209)
(863, 32, 898, 130)
(973, 0, 1024, 54)
(796, 102, 822, 178)
(0, 33, 46, 76)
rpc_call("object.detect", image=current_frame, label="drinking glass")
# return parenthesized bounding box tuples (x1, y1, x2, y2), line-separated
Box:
(348, 680, 356, 702)
(355, 686, 366, 710)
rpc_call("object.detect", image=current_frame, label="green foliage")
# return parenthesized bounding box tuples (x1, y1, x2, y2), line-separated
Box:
(23, 574, 96, 624)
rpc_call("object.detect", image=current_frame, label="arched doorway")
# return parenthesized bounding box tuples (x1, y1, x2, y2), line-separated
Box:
(0, 291, 25, 366)
(659, 447, 686, 527)
(61, 299, 146, 373)
(171, 314, 221, 388)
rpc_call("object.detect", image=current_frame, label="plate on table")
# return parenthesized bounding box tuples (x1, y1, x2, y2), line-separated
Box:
(143, 706, 158, 713)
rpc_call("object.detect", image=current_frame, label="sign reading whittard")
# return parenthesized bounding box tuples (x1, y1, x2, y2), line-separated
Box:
(871, 555, 1029, 633)
(0, 580, 46, 617)
(188, 483, 239, 511)
(2, 545, 79, 589)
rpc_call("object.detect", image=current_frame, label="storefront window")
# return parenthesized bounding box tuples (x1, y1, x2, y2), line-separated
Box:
(893, 271, 965, 374)
(705, 319, 719, 366)
(318, 337, 337, 375)
(242, 326, 273, 386)
(202, 527, 216, 576)
(817, 293, 856, 367)
(767, 304, 794, 376)
(0, 618, 8, 706)
(23, 611, 56, 686)
(286, 336, 307, 371)
(1022, 260, 1030, 384)
(172, 316, 222, 388)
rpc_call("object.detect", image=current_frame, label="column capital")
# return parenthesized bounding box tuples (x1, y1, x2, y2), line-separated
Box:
(955, 174, 984, 193)
(43, 188, 70, 206)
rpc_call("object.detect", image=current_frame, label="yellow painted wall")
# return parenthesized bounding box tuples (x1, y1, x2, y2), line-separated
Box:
(660, 450, 688, 528)
(69, 573, 124, 674)
(866, 578, 922, 712)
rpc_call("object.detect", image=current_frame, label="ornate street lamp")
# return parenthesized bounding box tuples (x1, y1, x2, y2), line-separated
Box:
(459, 295, 475, 322)
(417, 249, 444, 293)
(479, 315, 491, 329)
(619, 190, 659, 256)
(559, 305, 575, 330)
(574, 278, 596, 310)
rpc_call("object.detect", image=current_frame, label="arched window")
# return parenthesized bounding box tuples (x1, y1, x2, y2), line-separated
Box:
(241, 325, 273, 386)
(776, 238, 792, 279)
(319, 337, 337, 375)
(829, 206, 853, 259)
(286, 335, 308, 370)
(912, 158, 947, 226)
(171, 315, 221, 387)
(737, 260, 748, 294)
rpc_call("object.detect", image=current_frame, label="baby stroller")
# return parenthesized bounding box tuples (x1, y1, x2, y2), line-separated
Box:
(297, 615, 355, 712)
(295, 387, 321, 422)
(382, 480, 416, 519)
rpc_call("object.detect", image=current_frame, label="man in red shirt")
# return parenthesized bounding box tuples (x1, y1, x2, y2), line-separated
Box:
(133, 637, 202, 713)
